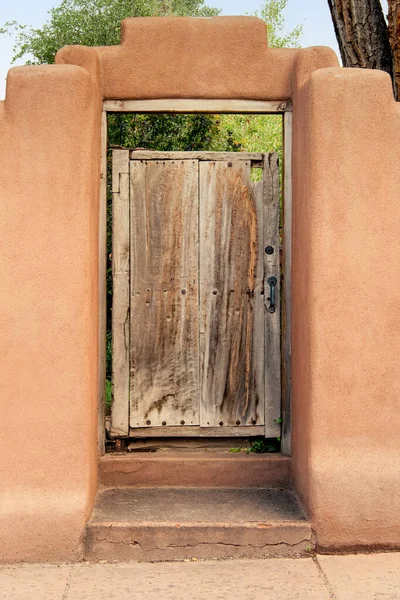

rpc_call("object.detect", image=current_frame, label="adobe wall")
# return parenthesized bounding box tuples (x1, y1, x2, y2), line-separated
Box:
(0, 63, 101, 561)
(1, 15, 399, 560)
(292, 67, 400, 551)
(55, 17, 336, 100)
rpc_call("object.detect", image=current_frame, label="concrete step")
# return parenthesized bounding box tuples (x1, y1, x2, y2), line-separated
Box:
(84, 487, 312, 561)
(99, 452, 292, 488)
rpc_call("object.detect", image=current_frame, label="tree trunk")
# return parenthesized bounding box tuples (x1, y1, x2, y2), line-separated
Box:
(388, 0, 400, 98)
(327, 0, 393, 83)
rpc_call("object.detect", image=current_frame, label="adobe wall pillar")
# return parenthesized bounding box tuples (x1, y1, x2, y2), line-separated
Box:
(0, 64, 101, 562)
(291, 67, 400, 550)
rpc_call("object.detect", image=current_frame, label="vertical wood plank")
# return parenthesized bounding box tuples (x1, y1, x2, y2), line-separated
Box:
(130, 159, 200, 428)
(112, 150, 129, 192)
(199, 160, 265, 427)
(281, 111, 292, 455)
(111, 149, 130, 436)
(252, 180, 266, 427)
(98, 110, 108, 454)
(264, 153, 281, 438)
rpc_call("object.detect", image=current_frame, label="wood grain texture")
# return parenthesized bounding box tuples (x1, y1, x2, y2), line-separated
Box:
(130, 159, 200, 428)
(98, 110, 107, 453)
(110, 151, 283, 438)
(388, 0, 400, 98)
(111, 150, 130, 436)
(128, 425, 265, 438)
(103, 99, 291, 114)
(112, 149, 129, 192)
(282, 112, 292, 454)
(129, 151, 264, 163)
(327, 0, 393, 83)
(263, 154, 281, 438)
(199, 160, 264, 427)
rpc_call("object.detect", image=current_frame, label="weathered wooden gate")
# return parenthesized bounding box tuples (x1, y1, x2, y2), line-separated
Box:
(111, 150, 280, 438)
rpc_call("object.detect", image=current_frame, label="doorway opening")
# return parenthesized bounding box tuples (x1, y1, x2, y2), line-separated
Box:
(99, 101, 292, 456)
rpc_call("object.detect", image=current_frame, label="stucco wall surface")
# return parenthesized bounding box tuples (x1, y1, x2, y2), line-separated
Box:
(0, 64, 101, 562)
(56, 17, 338, 100)
(292, 67, 400, 550)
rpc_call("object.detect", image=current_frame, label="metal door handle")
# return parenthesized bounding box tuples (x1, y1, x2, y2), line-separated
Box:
(267, 276, 277, 313)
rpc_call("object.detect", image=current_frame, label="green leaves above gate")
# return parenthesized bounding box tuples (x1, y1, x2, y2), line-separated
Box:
(3, 0, 219, 65)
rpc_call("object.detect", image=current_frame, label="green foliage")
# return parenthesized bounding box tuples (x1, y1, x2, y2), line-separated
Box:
(106, 330, 112, 414)
(2, 0, 219, 65)
(217, 114, 282, 163)
(105, 378, 113, 411)
(107, 113, 240, 152)
(216, 0, 303, 159)
(247, 437, 280, 453)
(256, 0, 303, 49)
(106, 330, 112, 380)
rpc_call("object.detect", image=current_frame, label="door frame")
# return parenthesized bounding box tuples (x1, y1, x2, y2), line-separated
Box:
(99, 99, 292, 456)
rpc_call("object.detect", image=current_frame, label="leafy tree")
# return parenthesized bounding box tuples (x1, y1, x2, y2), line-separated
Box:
(218, 0, 302, 166)
(327, 0, 400, 99)
(2, 0, 219, 65)
(257, 0, 302, 48)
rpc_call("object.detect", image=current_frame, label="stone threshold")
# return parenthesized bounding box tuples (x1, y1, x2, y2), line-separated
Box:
(85, 487, 311, 561)
(99, 452, 292, 488)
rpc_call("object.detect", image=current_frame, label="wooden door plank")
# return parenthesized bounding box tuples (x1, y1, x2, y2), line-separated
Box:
(103, 99, 291, 114)
(129, 425, 265, 438)
(98, 110, 108, 453)
(111, 150, 130, 436)
(264, 153, 281, 438)
(112, 149, 130, 193)
(199, 160, 265, 427)
(281, 111, 292, 455)
(129, 151, 264, 163)
(130, 159, 200, 428)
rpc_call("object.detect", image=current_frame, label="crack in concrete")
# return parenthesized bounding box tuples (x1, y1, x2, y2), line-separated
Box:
(107, 470, 144, 475)
(61, 566, 73, 600)
(313, 556, 338, 600)
(98, 538, 143, 547)
(96, 537, 311, 550)
(164, 539, 311, 550)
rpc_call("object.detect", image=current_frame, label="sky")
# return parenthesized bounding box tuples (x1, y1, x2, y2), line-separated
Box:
(0, 0, 389, 100)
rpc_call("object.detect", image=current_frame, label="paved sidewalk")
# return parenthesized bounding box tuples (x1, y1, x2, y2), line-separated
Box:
(1, 554, 400, 599)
